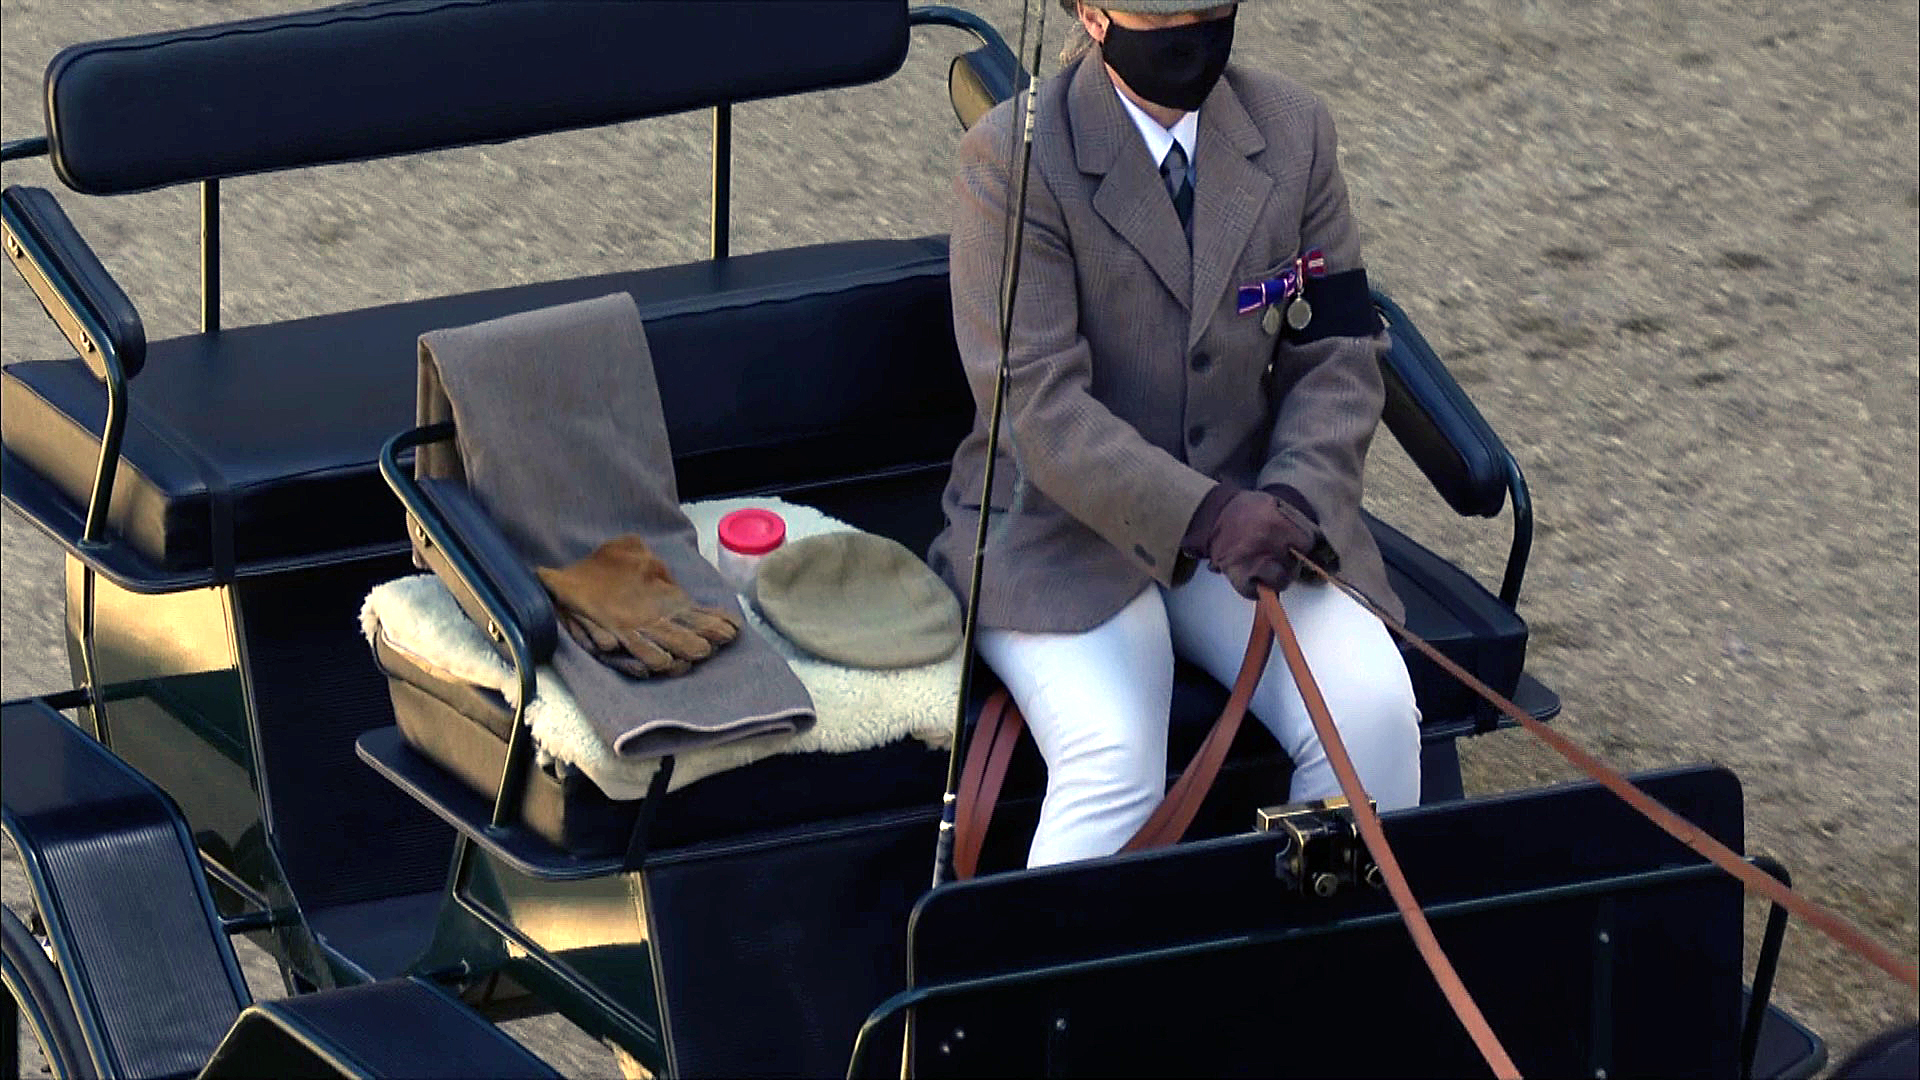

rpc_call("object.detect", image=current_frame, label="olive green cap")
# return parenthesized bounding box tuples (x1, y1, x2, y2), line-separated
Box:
(752, 532, 962, 669)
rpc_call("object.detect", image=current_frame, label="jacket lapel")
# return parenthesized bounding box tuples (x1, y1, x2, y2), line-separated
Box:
(1071, 55, 1192, 311)
(1188, 75, 1271, 349)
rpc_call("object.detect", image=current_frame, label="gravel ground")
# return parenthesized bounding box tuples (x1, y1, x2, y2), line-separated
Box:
(3, 0, 1914, 1075)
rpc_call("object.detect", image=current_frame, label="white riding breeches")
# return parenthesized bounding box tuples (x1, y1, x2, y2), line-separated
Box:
(978, 567, 1421, 868)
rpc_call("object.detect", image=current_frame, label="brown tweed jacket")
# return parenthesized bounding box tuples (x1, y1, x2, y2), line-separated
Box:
(927, 51, 1403, 632)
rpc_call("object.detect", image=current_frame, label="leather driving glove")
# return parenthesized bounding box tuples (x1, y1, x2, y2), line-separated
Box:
(1190, 487, 1325, 599)
(536, 534, 741, 677)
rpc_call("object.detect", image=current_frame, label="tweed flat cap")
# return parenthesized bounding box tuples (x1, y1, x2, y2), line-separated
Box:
(752, 531, 963, 669)
(1059, 0, 1256, 15)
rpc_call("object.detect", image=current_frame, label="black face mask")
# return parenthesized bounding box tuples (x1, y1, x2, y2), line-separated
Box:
(1099, 8, 1237, 113)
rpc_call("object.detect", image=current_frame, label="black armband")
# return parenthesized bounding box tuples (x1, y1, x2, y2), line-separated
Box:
(1285, 267, 1382, 343)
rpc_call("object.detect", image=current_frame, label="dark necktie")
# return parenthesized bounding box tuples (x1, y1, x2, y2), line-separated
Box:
(1161, 141, 1193, 237)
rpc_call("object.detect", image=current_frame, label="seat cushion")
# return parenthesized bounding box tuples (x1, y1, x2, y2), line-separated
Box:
(369, 469, 1525, 854)
(1368, 511, 1528, 734)
(0, 236, 967, 580)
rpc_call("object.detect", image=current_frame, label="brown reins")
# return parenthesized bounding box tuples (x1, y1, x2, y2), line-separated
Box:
(952, 554, 1917, 1078)
(1289, 552, 1920, 995)
(1256, 583, 1522, 1077)
(953, 597, 1275, 877)
(952, 582, 1523, 1075)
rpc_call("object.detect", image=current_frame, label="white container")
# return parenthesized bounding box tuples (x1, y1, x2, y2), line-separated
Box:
(715, 507, 786, 595)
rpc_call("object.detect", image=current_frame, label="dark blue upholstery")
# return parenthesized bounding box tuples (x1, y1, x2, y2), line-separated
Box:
(1, 237, 966, 582)
(1, 186, 145, 379)
(1, 699, 251, 1079)
(1375, 290, 1512, 519)
(45, 0, 908, 195)
(200, 976, 558, 1079)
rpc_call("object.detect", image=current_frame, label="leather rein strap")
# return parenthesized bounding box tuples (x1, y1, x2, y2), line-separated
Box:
(1257, 585, 1520, 1079)
(952, 604, 1272, 878)
(951, 556, 1914, 1076)
(1295, 554, 1920, 994)
(950, 587, 1519, 1075)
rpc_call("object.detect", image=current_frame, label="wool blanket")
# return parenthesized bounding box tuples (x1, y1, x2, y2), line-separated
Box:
(415, 293, 813, 758)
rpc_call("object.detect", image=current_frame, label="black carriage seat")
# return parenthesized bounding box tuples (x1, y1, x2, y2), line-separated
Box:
(359, 271, 1544, 861)
(1, 0, 918, 588)
(5, 221, 1545, 856)
(1, 0, 1547, 864)
(1, 235, 965, 579)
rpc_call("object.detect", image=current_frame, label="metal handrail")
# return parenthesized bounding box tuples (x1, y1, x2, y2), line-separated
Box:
(0, 196, 131, 547)
(1741, 855, 1794, 1080)
(1499, 448, 1533, 608)
(379, 424, 543, 833)
(1, 136, 49, 162)
(910, 4, 1017, 59)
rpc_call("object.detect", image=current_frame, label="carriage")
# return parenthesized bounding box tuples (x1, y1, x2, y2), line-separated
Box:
(1, 2, 1840, 1076)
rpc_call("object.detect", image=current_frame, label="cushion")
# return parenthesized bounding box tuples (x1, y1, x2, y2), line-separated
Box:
(1, 237, 967, 584)
(47, 0, 909, 195)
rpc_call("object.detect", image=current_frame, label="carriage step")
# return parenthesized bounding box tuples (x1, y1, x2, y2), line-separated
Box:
(198, 976, 560, 1079)
(2, 697, 251, 1079)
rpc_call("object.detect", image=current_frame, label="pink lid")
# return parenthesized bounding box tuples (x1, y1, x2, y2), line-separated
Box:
(718, 508, 786, 555)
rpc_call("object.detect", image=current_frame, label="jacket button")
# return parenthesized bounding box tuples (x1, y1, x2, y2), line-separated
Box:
(1187, 424, 1206, 446)
(1190, 350, 1211, 372)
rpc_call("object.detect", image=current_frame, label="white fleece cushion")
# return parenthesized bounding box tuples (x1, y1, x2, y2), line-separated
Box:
(360, 497, 959, 800)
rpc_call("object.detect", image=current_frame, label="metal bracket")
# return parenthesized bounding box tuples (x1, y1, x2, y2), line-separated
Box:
(1255, 796, 1382, 898)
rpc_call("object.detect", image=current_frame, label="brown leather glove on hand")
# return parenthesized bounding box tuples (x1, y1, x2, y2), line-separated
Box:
(536, 534, 742, 677)
(1185, 486, 1325, 600)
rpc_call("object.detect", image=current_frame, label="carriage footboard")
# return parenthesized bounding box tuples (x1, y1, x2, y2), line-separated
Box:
(198, 976, 560, 1079)
(1, 697, 249, 1077)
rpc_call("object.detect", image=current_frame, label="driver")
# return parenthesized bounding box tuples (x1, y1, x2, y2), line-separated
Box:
(928, 0, 1422, 867)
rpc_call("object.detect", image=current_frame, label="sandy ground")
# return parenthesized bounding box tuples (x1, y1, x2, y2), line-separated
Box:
(3, 0, 1915, 1075)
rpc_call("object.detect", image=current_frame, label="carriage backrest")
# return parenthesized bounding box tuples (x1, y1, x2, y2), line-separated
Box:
(43, 0, 909, 195)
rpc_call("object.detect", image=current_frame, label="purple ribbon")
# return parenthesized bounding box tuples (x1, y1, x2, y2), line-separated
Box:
(1236, 248, 1329, 316)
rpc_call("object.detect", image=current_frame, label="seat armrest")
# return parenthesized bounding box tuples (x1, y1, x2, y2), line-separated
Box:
(381, 423, 556, 671)
(1, 185, 146, 381)
(1373, 290, 1509, 519)
(410, 475, 558, 667)
(1372, 290, 1535, 607)
(947, 44, 1024, 132)
(912, 4, 1025, 133)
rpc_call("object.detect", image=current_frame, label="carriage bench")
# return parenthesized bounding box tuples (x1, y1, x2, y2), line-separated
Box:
(1, 0, 1554, 1007)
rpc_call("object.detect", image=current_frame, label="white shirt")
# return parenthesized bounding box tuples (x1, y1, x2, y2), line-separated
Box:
(1114, 87, 1198, 187)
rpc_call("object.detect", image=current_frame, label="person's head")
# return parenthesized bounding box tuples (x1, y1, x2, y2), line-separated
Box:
(1059, 2, 1239, 114)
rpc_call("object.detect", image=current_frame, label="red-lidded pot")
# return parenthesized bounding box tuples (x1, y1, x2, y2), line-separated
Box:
(716, 508, 786, 595)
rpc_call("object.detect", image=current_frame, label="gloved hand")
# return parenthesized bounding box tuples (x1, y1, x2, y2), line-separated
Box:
(536, 534, 741, 677)
(1187, 487, 1325, 599)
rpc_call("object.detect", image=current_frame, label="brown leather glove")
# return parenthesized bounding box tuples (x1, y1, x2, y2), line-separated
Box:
(536, 534, 741, 677)
(1185, 485, 1323, 599)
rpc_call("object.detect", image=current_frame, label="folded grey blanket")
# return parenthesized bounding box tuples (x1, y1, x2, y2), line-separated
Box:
(416, 292, 814, 758)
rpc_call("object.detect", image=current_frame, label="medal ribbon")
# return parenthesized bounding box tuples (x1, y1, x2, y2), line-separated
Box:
(1236, 247, 1328, 316)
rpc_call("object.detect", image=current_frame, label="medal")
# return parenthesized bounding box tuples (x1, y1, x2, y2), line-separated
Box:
(1285, 297, 1313, 331)
(1239, 247, 1328, 333)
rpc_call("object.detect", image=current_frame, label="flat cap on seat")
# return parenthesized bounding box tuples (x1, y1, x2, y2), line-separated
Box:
(752, 531, 963, 669)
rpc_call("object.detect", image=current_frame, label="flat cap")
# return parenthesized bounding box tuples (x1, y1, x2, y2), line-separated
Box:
(752, 531, 963, 669)
(1060, 0, 1254, 15)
